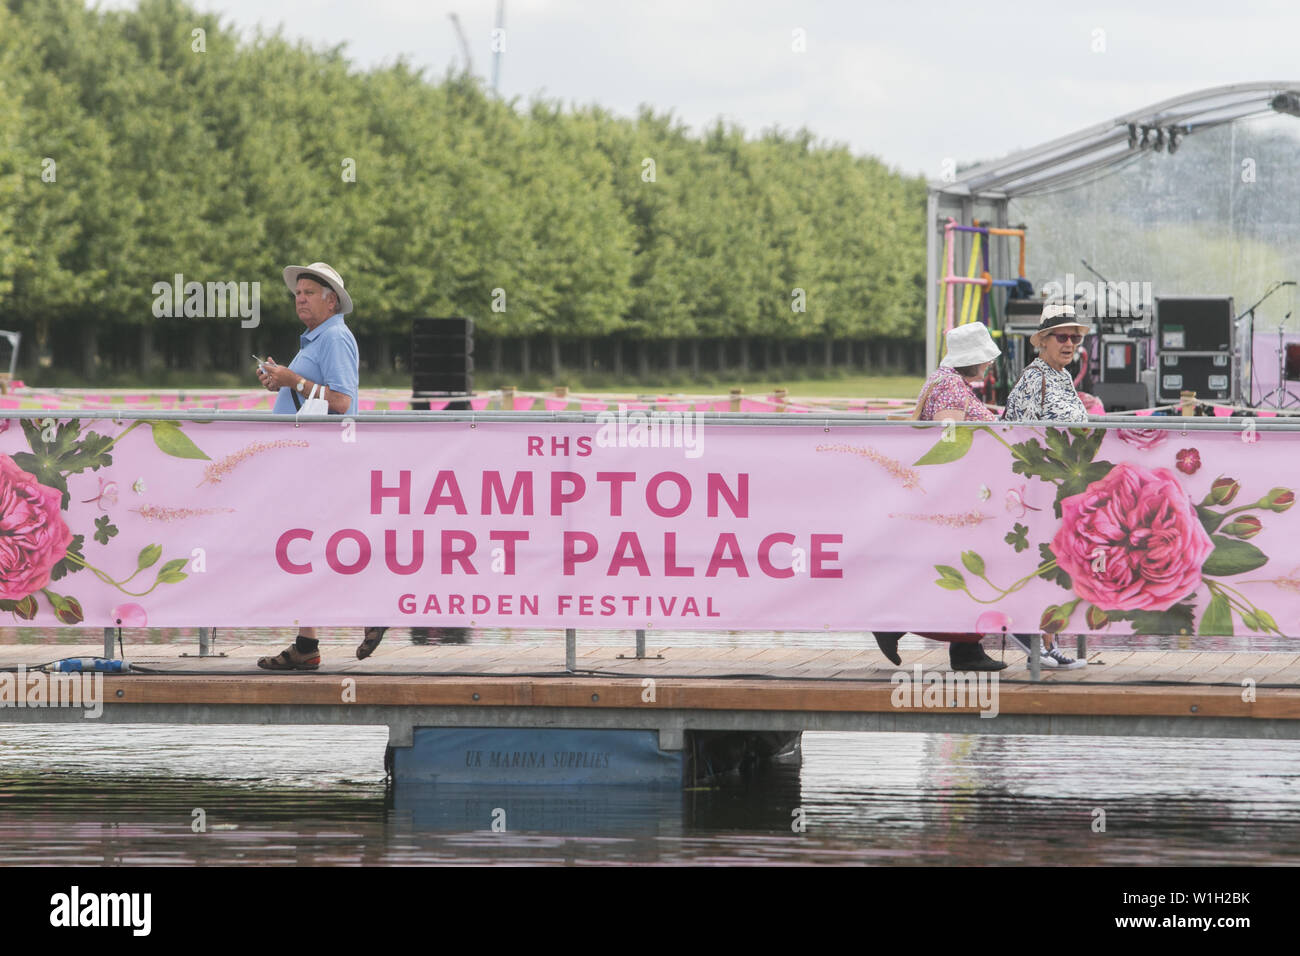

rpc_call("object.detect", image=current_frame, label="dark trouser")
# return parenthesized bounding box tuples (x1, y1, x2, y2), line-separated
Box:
(874, 632, 981, 644)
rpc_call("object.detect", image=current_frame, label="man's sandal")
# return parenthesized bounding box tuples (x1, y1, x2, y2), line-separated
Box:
(257, 643, 321, 671)
(356, 626, 388, 660)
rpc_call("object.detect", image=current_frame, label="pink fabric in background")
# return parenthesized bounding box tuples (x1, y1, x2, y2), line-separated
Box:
(544, 398, 571, 411)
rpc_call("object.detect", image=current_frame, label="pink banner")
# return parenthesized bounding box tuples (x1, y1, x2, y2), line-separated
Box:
(2, 416, 1299, 638)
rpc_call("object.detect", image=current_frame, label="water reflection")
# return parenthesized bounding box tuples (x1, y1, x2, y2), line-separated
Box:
(1, 726, 1298, 864)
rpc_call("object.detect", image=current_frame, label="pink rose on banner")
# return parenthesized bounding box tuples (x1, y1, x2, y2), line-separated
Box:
(0, 453, 75, 601)
(1051, 462, 1213, 612)
(1116, 428, 1167, 450)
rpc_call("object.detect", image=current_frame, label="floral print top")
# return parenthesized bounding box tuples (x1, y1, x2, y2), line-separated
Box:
(1002, 358, 1088, 422)
(917, 365, 996, 422)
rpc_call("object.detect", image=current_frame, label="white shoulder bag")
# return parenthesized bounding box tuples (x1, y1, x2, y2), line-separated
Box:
(296, 384, 330, 417)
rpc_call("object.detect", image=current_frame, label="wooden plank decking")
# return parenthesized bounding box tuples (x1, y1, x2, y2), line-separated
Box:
(3, 642, 1299, 722)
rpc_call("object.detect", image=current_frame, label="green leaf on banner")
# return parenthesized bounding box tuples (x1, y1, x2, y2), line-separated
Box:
(156, 557, 189, 584)
(913, 426, 973, 466)
(1004, 523, 1029, 553)
(935, 565, 965, 591)
(93, 515, 118, 546)
(49, 535, 85, 582)
(1114, 603, 1197, 636)
(960, 551, 985, 576)
(1202, 535, 1268, 576)
(1037, 543, 1072, 589)
(137, 544, 163, 571)
(148, 421, 210, 460)
(1196, 505, 1227, 535)
(1198, 593, 1233, 636)
(13, 420, 113, 507)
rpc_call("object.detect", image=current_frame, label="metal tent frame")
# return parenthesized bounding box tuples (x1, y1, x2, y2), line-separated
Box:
(924, 82, 1300, 370)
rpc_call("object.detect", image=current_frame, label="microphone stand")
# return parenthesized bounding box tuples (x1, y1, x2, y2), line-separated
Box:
(1244, 281, 1299, 408)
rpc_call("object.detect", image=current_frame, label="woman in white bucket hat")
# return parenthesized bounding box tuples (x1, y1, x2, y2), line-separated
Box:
(872, 322, 1008, 672)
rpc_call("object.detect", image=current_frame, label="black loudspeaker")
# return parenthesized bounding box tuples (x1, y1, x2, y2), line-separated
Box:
(1156, 351, 1232, 402)
(412, 317, 474, 397)
(1155, 296, 1234, 352)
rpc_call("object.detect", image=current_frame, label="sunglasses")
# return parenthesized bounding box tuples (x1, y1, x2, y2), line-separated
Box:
(1047, 332, 1084, 344)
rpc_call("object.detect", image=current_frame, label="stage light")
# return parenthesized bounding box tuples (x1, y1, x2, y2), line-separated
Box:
(1138, 126, 1151, 148)
(1127, 123, 1138, 149)
(1153, 127, 1165, 152)
(1271, 92, 1300, 117)
(1167, 127, 1184, 154)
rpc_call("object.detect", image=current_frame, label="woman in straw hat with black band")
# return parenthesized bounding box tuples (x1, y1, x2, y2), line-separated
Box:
(872, 322, 1008, 672)
(998, 301, 1092, 669)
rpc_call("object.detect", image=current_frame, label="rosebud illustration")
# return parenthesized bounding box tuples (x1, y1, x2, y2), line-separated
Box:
(1222, 515, 1263, 539)
(14, 594, 38, 620)
(1202, 477, 1240, 507)
(54, 596, 84, 625)
(1263, 488, 1295, 512)
(1085, 604, 1109, 630)
(1039, 603, 1071, 635)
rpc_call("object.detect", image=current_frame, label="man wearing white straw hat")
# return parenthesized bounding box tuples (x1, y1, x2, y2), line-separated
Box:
(258, 261, 359, 416)
(255, 261, 387, 669)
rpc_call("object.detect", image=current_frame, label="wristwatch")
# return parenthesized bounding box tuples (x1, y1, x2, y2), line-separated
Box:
(296, 378, 306, 393)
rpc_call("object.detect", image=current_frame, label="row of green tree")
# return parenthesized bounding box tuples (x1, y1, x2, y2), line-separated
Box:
(0, 0, 928, 372)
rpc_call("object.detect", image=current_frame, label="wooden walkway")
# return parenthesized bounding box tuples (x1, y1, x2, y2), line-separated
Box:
(4, 642, 1299, 722)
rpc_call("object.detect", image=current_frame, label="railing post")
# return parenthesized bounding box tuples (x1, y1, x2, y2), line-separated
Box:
(566, 628, 576, 673)
(635, 629, 646, 658)
(729, 387, 743, 412)
(1029, 633, 1041, 681)
(103, 627, 114, 659)
(199, 627, 211, 657)
(502, 384, 516, 411)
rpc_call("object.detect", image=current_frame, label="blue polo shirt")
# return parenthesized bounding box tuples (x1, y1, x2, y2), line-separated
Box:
(271, 313, 359, 414)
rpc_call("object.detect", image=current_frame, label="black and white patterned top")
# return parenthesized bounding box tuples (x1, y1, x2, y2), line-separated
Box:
(1002, 358, 1088, 422)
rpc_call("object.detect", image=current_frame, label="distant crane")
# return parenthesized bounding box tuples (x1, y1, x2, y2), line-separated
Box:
(448, 12, 472, 76)
(491, 0, 505, 92)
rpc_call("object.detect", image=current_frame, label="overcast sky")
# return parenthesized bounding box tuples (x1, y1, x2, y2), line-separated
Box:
(101, 0, 1300, 176)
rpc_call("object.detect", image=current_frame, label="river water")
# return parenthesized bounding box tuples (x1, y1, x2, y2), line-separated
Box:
(1, 628, 1298, 866)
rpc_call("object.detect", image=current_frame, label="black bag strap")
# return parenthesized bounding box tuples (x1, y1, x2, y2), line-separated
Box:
(290, 387, 301, 411)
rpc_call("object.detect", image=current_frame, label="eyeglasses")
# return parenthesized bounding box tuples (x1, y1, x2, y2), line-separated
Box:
(1047, 332, 1084, 344)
